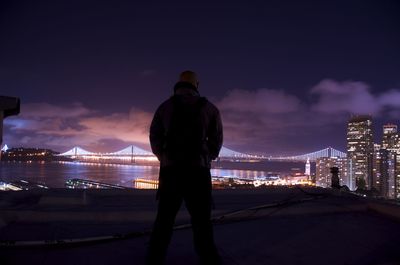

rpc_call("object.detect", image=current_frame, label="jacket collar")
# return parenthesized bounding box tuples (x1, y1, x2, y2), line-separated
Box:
(173, 82, 199, 96)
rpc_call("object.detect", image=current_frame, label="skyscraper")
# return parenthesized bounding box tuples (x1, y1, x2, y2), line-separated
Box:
(316, 157, 347, 188)
(380, 123, 400, 199)
(382, 124, 398, 151)
(347, 115, 374, 190)
(396, 153, 400, 199)
(372, 143, 382, 191)
(378, 149, 396, 199)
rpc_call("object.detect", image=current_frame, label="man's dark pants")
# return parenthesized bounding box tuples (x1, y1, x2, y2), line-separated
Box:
(146, 166, 220, 265)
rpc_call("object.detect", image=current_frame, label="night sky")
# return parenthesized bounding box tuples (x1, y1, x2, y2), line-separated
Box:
(1, 0, 400, 155)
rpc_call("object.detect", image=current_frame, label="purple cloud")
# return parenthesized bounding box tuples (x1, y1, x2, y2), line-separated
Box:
(378, 89, 400, 108)
(311, 79, 379, 115)
(3, 79, 400, 155)
(311, 79, 400, 117)
(4, 103, 153, 152)
(219, 89, 301, 113)
(20, 102, 91, 118)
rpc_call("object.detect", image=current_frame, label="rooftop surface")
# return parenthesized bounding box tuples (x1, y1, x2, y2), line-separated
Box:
(1, 187, 400, 265)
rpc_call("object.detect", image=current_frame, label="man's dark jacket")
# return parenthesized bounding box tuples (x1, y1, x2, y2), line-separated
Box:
(149, 82, 223, 168)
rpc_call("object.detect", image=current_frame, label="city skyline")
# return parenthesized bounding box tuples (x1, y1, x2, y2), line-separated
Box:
(1, 0, 400, 155)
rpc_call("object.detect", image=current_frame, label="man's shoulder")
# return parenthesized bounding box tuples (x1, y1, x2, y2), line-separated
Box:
(156, 98, 174, 112)
(203, 98, 220, 115)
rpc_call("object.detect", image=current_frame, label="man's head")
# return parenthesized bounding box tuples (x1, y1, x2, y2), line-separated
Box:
(179, 71, 199, 89)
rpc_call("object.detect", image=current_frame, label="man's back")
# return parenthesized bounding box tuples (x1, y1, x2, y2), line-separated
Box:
(149, 85, 223, 168)
(164, 95, 208, 163)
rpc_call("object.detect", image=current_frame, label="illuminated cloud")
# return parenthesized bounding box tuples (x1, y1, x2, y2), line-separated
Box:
(216, 88, 316, 154)
(78, 108, 152, 144)
(311, 79, 400, 116)
(218, 89, 301, 113)
(4, 103, 153, 152)
(20, 102, 91, 118)
(377, 89, 400, 109)
(3, 80, 400, 155)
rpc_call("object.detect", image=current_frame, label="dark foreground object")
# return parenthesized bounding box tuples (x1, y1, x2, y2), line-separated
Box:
(0, 187, 400, 265)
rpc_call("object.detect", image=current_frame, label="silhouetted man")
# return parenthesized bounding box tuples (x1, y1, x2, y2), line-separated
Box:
(146, 71, 223, 265)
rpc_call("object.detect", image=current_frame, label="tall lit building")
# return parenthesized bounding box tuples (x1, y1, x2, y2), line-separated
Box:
(372, 143, 382, 191)
(396, 152, 400, 200)
(382, 124, 398, 151)
(305, 158, 311, 176)
(347, 115, 374, 190)
(379, 149, 396, 199)
(316, 157, 347, 188)
(380, 123, 400, 200)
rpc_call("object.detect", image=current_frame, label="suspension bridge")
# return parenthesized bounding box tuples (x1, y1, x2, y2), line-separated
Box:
(57, 145, 346, 162)
(268, 147, 346, 162)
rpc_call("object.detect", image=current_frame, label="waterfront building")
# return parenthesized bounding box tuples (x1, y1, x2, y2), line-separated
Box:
(305, 158, 311, 176)
(316, 157, 347, 188)
(347, 115, 374, 190)
(133, 178, 159, 189)
(1, 147, 59, 162)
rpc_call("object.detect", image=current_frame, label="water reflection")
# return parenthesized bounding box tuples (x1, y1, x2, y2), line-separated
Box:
(0, 161, 297, 188)
(211, 168, 272, 179)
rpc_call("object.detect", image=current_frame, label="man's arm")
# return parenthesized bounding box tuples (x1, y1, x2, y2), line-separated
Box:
(207, 108, 223, 160)
(149, 108, 165, 161)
